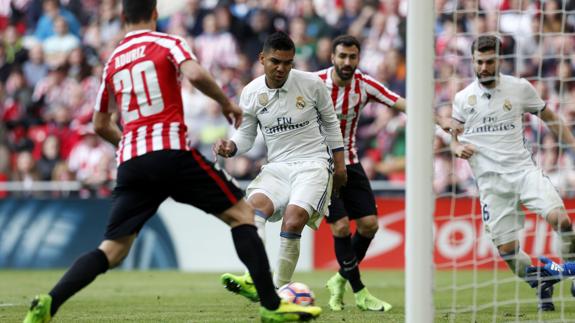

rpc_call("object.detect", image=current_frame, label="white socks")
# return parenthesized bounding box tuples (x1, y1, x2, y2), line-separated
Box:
(500, 249, 531, 278)
(274, 232, 301, 287)
(559, 230, 575, 262)
(254, 214, 267, 244)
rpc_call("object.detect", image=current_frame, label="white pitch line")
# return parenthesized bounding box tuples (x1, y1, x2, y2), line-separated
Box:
(0, 303, 19, 307)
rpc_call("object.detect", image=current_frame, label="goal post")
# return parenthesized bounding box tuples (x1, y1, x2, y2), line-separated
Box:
(406, 0, 436, 322)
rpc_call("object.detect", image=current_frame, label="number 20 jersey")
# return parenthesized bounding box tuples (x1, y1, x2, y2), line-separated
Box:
(95, 30, 197, 165)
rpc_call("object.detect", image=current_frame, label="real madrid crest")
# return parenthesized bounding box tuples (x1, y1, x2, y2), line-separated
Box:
(296, 96, 306, 109)
(258, 93, 269, 106)
(467, 95, 477, 106)
(503, 99, 512, 112)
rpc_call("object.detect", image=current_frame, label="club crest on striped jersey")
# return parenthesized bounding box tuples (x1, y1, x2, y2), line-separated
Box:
(296, 96, 306, 109)
(503, 99, 512, 112)
(258, 93, 269, 106)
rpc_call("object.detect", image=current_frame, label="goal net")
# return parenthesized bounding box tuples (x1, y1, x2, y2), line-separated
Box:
(433, 0, 575, 321)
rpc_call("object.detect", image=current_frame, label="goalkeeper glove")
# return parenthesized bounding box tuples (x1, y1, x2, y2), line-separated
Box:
(529, 256, 575, 277)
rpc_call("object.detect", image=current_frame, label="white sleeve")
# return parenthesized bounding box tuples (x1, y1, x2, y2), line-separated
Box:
(520, 78, 546, 114)
(451, 92, 466, 123)
(231, 90, 258, 155)
(315, 80, 344, 150)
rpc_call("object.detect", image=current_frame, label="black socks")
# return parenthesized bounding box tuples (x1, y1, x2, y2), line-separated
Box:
(232, 224, 280, 310)
(352, 231, 373, 263)
(49, 249, 109, 316)
(335, 235, 365, 293)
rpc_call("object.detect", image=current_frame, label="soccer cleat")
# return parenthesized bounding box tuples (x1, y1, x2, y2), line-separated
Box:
(23, 294, 52, 323)
(220, 272, 259, 302)
(354, 288, 392, 312)
(325, 272, 346, 311)
(260, 300, 321, 322)
(525, 264, 560, 311)
(537, 284, 555, 311)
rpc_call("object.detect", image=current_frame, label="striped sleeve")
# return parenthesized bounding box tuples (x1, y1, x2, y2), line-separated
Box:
(168, 35, 197, 65)
(94, 60, 115, 113)
(363, 74, 399, 107)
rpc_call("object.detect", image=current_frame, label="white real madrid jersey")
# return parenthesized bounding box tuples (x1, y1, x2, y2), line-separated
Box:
(232, 69, 344, 163)
(452, 74, 545, 177)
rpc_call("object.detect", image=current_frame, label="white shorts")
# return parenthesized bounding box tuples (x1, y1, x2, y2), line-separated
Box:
(246, 161, 333, 230)
(477, 167, 564, 246)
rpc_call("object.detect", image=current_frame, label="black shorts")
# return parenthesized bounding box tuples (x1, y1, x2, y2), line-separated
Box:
(105, 149, 244, 239)
(326, 163, 377, 224)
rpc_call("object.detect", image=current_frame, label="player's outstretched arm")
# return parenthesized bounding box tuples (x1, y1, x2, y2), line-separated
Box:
(180, 60, 242, 129)
(539, 108, 575, 151)
(394, 98, 460, 133)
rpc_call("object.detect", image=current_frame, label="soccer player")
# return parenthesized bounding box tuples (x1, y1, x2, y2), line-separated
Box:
(23, 1, 321, 322)
(314, 35, 402, 312)
(451, 35, 575, 311)
(214, 32, 347, 300)
(316, 35, 453, 312)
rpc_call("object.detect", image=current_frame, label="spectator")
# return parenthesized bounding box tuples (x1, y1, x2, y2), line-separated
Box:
(22, 42, 49, 88)
(194, 13, 240, 73)
(3, 25, 27, 65)
(309, 36, 332, 70)
(167, 0, 209, 37)
(98, 0, 121, 44)
(67, 130, 115, 197)
(34, 0, 81, 41)
(42, 16, 80, 67)
(31, 64, 76, 119)
(11, 150, 42, 197)
(301, 0, 333, 39)
(0, 43, 13, 82)
(36, 134, 61, 180)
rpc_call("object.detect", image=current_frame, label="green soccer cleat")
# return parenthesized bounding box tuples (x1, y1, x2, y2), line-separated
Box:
(325, 272, 346, 311)
(220, 272, 259, 302)
(23, 294, 52, 323)
(354, 288, 392, 312)
(260, 300, 321, 322)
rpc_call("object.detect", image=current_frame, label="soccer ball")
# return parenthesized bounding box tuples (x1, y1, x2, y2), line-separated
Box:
(277, 282, 315, 306)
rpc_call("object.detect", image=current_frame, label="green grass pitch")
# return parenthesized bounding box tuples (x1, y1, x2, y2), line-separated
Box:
(2, 270, 575, 322)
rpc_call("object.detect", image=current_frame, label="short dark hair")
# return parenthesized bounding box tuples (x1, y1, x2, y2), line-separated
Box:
(331, 35, 361, 53)
(263, 32, 295, 53)
(122, 0, 156, 24)
(471, 35, 501, 55)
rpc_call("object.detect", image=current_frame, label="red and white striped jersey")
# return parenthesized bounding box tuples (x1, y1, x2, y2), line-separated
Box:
(316, 67, 400, 164)
(95, 30, 197, 165)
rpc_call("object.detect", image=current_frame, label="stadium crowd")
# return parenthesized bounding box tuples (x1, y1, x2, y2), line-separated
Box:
(0, 0, 574, 198)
